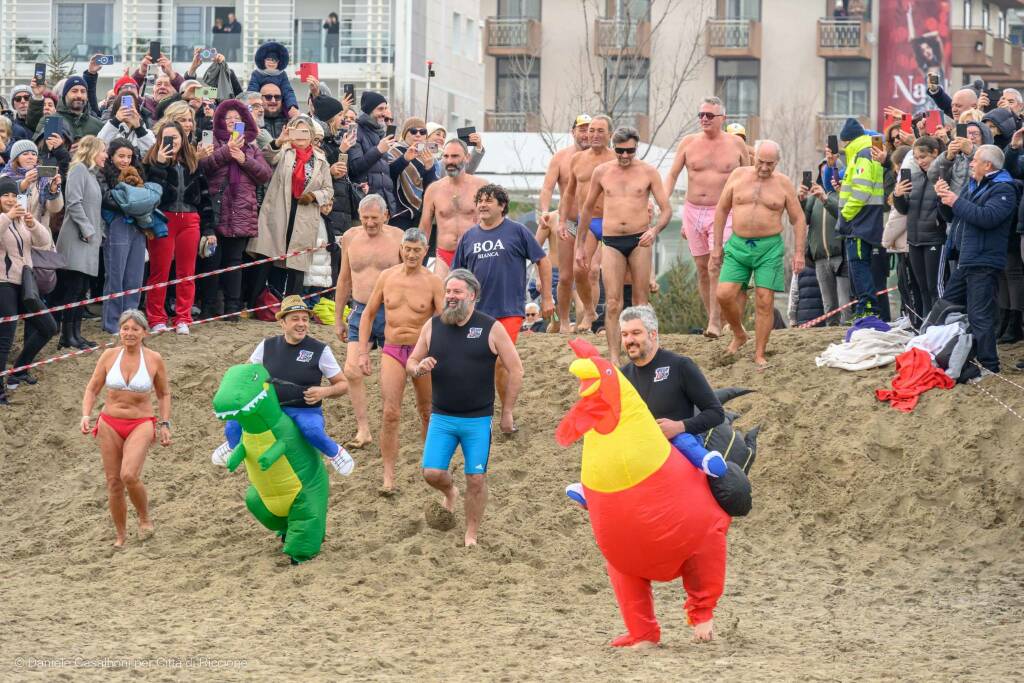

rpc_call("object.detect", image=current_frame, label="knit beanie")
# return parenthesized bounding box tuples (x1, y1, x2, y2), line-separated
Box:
(839, 117, 866, 142)
(360, 90, 387, 115)
(62, 76, 88, 103)
(8, 84, 31, 103)
(0, 177, 19, 197)
(401, 116, 426, 140)
(114, 75, 138, 94)
(313, 95, 343, 123)
(9, 139, 38, 161)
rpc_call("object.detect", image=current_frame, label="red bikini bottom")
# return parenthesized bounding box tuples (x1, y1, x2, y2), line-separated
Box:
(93, 413, 156, 440)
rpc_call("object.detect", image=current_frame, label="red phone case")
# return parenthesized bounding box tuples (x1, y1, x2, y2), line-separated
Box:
(299, 63, 318, 82)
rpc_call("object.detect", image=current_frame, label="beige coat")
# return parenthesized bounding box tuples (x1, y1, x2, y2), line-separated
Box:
(248, 146, 333, 272)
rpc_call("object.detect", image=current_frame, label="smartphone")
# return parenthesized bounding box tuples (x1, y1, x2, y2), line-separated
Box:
(199, 47, 218, 61)
(16, 194, 28, 210)
(43, 116, 61, 138)
(33, 62, 46, 84)
(871, 135, 884, 150)
(927, 72, 939, 88)
(299, 63, 318, 83)
(198, 86, 218, 101)
(37, 166, 58, 178)
(145, 73, 156, 86)
(386, 124, 397, 138)
(343, 83, 355, 99)
(986, 87, 1002, 106)
(96, 55, 115, 66)
(415, 142, 426, 152)
(899, 168, 911, 184)
(201, 130, 213, 146)
(801, 171, 812, 189)
(149, 41, 161, 61)
(162, 134, 174, 151)
(233, 121, 245, 136)
(121, 95, 133, 109)
(956, 123, 968, 138)
(427, 142, 439, 154)
(827, 135, 838, 155)
(457, 126, 476, 143)
(338, 152, 348, 164)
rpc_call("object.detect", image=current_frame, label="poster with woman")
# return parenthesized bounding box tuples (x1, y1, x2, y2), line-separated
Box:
(877, 0, 952, 122)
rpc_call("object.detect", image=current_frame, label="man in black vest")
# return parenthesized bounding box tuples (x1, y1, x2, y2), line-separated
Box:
(220, 296, 354, 475)
(406, 269, 523, 546)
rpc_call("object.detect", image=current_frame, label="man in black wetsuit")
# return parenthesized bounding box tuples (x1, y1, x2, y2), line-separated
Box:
(406, 269, 523, 546)
(618, 305, 724, 439)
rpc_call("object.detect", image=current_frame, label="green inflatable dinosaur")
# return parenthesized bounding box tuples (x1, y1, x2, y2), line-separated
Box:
(212, 363, 329, 563)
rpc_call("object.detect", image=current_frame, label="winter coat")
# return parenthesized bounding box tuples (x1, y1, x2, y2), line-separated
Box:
(939, 168, 1018, 270)
(789, 266, 824, 327)
(249, 145, 333, 272)
(56, 163, 104, 276)
(246, 42, 298, 112)
(36, 131, 73, 182)
(882, 205, 909, 253)
(933, 121, 992, 197)
(0, 212, 54, 286)
(10, 114, 33, 142)
(98, 120, 156, 154)
(804, 192, 844, 262)
(303, 219, 334, 287)
(999, 145, 1024, 236)
(0, 162, 64, 226)
(321, 134, 360, 239)
(893, 162, 945, 246)
(836, 134, 885, 245)
(260, 111, 289, 142)
(27, 100, 102, 141)
(388, 143, 439, 226)
(348, 113, 397, 212)
(110, 183, 163, 227)
(981, 107, 1016, 149)
(199, 100, 273, 238)
(143, 159, 216, 236)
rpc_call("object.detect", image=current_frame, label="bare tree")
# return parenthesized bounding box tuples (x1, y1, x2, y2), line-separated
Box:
(760, 96, 821, 186)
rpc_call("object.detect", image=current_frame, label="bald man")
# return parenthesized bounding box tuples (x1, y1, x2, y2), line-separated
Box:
(710, 140, 806, 370)
(927, 84, 978, 121)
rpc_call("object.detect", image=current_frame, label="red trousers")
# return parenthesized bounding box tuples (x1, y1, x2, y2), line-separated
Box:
(145, 212, 200, 326)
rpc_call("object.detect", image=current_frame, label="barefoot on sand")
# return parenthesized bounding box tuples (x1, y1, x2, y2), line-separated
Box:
(424, 500, 457, 531)
(691, 620, 716, 643)
(344, 436, 373, 450)
(725, 331, 749, 355)
(113, 536, 126, 549)
(138, 522, 155, 541)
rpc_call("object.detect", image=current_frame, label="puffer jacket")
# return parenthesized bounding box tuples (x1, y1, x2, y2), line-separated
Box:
(893, 162, 945, 246)
(804, 191, 843, 262)
(939, 168, 1019, 270)
(981, 107, 1016, 149)
(303, 219, 334, 287)
(199, 99, 273, 238)
(348, 112, 397, 212)
(933, 121, 992, 196)
(321, 133, 360, 239)
(787, 267, 824, 327)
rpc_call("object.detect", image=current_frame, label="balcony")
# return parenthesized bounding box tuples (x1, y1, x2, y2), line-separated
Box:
(485, 17, 542, 57)
(975, 37, 1013, 79)
(705, 19, 761, 59)
(616, 112, 650, 141)
(593, 18, 651, 58)
(951, 29, 996, 71)
(725, 114, 759, 141)
(817, 19, 872, 59)
(484, 111, 542, 132)
(816, 114, 870, 149)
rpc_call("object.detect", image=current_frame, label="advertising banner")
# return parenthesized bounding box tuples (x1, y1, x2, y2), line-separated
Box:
(877, 0, 952, 124)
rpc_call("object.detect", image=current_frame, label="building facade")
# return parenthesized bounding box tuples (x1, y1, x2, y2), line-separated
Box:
(0, 0, 484, 129)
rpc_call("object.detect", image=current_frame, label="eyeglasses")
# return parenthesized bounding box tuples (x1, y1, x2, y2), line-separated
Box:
(697, 112, 722, 120)
(12, 95, 29, 103)
(614, 147, 637, 155)
(408, 127, 428, 135)
(262, 94, 282, 101)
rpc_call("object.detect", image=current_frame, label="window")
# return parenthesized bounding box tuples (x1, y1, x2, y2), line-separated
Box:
(497, 0, 541, 19)
(496, 57, 540, 113)
(964, 0, 972, 28)
(715, 59, 759, 116)
(615, 0, 650, 20)
(465, 17, 477, 58)
(452, 12, 463, 55)
(982, 2, 990, 30)
(724, 0, 760, 20)
(604, 57, 649, 114)
(175, 6, 216, 61)
(55, 2, 114, 59)
(825, 59, 869, 116)
(410, 2, 427, 76)
(296, 19, 322, 62)
(998, 9, 1006, 38)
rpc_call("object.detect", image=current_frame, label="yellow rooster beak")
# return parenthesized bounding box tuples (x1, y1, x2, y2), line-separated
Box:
(569, 359, 601, 397)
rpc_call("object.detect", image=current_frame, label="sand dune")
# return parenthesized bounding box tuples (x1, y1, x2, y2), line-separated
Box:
(1, 319, 1022, 681)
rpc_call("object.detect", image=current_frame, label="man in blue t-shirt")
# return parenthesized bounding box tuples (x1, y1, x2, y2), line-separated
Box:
(452, 183, 552, 428)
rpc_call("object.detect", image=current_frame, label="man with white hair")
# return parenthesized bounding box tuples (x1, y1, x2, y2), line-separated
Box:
(935, 145, 1018, 374)
(711, 140, 806, 370)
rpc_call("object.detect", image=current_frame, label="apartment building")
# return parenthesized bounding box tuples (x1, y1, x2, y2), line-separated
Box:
(0, 0, 484, 131)
(480, 0, 1024, 171)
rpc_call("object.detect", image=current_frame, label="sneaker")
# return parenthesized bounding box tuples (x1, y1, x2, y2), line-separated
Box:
(6, 371, 37, 389)
(565, 482, 588, 510)
(211, 441, 232, 467)
(151, 323, 169, 334)
(327, 446, 355, 476)
(175, 323, 190, 335)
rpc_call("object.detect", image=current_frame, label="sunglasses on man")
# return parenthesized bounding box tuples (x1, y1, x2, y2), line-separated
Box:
(698, 112, 722, 120)
(262, 94, 282, 101)
(12, 95, 30, 103)
(614, 147, 637, 155)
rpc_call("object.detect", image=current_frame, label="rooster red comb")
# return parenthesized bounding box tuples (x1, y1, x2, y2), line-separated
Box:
(569, 337, 600, 359)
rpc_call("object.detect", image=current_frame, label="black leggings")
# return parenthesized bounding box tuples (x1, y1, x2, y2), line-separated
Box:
(0, 282, 58, 375)
(908, 243, 942, 318)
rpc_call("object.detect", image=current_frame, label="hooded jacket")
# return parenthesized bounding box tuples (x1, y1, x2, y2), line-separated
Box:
(198, 99, 274, 239)
(893, 158, 945, 246)
(939, 168, 1018, 270)
(981, 107, 1016, 149)
(348, 112, 397, 212)
(27, 98, 102, 141)
(933, 121, 992, 196)
(246, 42, 298, 113)
(836, 134, 885, 244)
(803, 170, 844, 262)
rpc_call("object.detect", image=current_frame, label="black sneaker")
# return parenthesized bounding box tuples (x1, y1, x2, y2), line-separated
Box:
(7, 371, 37, 388)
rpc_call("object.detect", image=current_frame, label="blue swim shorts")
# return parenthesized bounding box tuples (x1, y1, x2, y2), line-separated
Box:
(422, 413, 492, 474)
(347, 300, 386, 347)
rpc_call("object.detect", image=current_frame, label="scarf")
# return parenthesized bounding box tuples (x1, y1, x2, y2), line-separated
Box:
(388, 144, 427, 216)
(0, 161, 50, 198)
(291, 145, 314, 199)
(357, 111, 386, 136)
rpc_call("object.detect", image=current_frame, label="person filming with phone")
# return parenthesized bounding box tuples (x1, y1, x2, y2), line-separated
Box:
(387, 116, 439, 230)
(347, 90, 398, 213)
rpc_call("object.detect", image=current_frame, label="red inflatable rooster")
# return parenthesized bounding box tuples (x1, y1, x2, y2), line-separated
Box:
(556, 339, 731, 646)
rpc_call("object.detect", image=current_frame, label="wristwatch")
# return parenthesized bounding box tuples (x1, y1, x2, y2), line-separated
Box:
(157, 419, 172, 430)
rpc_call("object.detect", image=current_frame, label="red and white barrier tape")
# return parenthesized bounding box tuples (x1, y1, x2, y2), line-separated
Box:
(0, 287, 335, 380)
(0, 244, 327, 324)
(797, 286, 899, 329)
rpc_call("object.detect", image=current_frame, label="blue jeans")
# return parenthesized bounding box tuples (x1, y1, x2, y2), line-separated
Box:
(846, 238, 878, 317)
(942, 265, 1001, 372)
(225, 406, 339, 457)
(102, 216, 147, 334)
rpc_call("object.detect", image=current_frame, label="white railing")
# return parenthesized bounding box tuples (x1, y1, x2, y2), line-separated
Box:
(486, 18, 533, 49)
(707, 19, 751, 49)
(818, 19, 864, 49)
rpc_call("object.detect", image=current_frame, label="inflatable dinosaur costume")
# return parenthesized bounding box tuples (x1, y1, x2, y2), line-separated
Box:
(212, 364, 329, 563)
(556, 339, 731, 646)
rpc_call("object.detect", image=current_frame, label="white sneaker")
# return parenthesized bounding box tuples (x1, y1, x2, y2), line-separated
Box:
(211, 441, 232, 467)
(175, 323, 190, 335)
(151, 323, 169, 334)
(328, 446, 355, 476)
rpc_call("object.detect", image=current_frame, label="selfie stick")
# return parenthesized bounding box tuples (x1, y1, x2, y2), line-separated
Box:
(424, 60, 435, 120)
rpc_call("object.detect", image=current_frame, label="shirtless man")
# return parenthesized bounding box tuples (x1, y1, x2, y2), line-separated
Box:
(710, 140, 806, 369)
(419, 139, 488, 277)
(357, 228, 444, 493)
(664, 96, 750, 337)
(577, 126, 671, 364)
(334, 194, 404, 448)
(539, 114, 591, 332)
(560, 115, 616, 332)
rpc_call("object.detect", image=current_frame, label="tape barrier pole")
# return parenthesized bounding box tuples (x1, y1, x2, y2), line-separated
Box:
(797, 287, 898, 329)
(0, 244, 327, 325)
(0, 287, 336, 380)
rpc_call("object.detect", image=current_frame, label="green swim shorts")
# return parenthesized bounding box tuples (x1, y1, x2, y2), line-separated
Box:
(719, 233, 785, 292)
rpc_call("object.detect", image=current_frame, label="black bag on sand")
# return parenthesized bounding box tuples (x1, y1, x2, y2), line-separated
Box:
(709, 462, 752, 517)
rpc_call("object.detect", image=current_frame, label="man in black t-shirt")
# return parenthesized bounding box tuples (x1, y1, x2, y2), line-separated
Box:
(618, 305, 724, 439)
